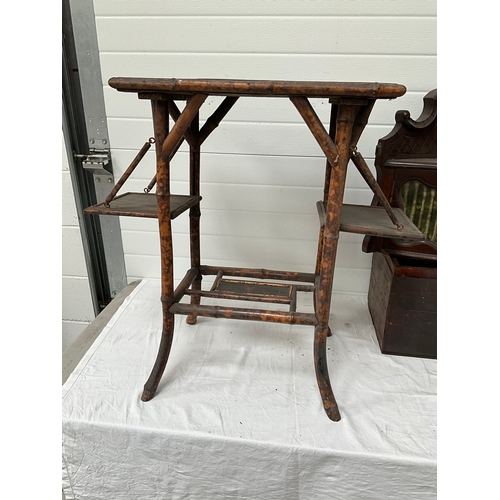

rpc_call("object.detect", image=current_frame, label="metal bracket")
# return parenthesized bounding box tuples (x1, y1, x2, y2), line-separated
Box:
(80, 149, 111, 176)
(82, 151, 114, 201)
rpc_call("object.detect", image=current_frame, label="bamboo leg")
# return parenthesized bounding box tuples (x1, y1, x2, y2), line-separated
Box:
(313, 102, 338, 328)
(142, 99, 175, 401)
(315, 102, 338, 283)
(142, 309, 175, 401)
(292, 99, 359, 421)
(316, 104, 358, 322)
(314, 324, 340, 421)
(312, 277, 332, 337)
(186, 110, 202, 325)
(142, 96, 207, 399)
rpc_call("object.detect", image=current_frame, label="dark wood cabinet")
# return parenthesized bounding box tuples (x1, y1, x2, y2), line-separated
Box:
(363, 90, 437, 359)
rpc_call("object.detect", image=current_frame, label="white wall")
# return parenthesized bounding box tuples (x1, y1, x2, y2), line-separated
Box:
(62, 131, 95, 351)
(93, 0, 437, 295)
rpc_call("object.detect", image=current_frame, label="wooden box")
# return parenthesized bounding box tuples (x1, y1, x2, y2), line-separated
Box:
(367, 251, 437, 359)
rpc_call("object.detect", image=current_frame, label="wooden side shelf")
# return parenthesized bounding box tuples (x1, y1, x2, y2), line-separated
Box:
(316, 202, 424, 240)
(86, 192, 424, 241)
(83, 192, 202, 219)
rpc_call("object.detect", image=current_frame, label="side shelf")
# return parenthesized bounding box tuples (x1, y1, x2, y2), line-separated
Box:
(83, 192, 202, 219)
(317, 202, 424, 240)
(85, 191, 424, 241)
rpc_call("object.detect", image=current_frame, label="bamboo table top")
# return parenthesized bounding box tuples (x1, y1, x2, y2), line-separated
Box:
(108, 77, 406, 99)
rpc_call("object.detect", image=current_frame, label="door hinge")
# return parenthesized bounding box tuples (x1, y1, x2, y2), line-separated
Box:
(75, 149, 114, 201)
(76, 149, 111, 176)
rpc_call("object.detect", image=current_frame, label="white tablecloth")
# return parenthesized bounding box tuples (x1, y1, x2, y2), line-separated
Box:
(62, 279, 436, 499)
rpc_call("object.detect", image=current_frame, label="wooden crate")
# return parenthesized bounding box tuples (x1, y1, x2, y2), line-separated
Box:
(367, 251, 437, 359)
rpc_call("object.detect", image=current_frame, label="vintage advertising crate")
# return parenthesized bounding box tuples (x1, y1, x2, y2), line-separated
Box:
(367, 251, 437, 359)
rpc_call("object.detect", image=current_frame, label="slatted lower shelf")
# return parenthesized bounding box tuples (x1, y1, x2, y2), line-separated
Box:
(215, 279, 294, 303)
(186, 277, 314, 307)
(171, 267, 317, 322)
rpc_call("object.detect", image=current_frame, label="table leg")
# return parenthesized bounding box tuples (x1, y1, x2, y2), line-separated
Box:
(187, 111, 202, 325)
(142, 95, 207, 401)
(311, 103, 358, 421)
(142, 309, 176, 401)
(315, 101, 338, 278)
(316, 102, 338, 338)
(142, 99, 174, 401)
(314, 324, 339, 420)
(291, 97, 359, 420)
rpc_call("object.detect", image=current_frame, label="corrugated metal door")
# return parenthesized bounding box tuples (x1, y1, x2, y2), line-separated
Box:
(62, 0, 128, 347)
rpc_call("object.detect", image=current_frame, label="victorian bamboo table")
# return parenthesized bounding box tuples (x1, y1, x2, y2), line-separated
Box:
(85, 78, 421, 421)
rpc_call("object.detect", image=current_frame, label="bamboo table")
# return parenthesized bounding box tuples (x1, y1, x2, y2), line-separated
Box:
(85, 78, 422, 421)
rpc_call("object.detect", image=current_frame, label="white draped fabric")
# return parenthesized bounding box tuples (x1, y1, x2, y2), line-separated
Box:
(62, 279, 436, 499)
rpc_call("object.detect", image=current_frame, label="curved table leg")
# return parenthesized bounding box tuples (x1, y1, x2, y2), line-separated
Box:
(314, 325, 341, 421)
(141, 308, 175, 401)
(297, 100, 358, 421)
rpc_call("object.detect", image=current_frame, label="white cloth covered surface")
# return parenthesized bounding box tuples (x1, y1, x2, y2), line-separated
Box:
(62, 279, 436, 499)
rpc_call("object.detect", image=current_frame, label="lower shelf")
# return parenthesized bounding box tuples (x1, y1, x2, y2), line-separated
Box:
(213, 278, 295, 304)
(83, 192, 202, 219)
(171, 266, 317, 324)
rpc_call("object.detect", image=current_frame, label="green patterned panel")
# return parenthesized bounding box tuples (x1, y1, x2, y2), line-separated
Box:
(400, 180, 437, 242)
